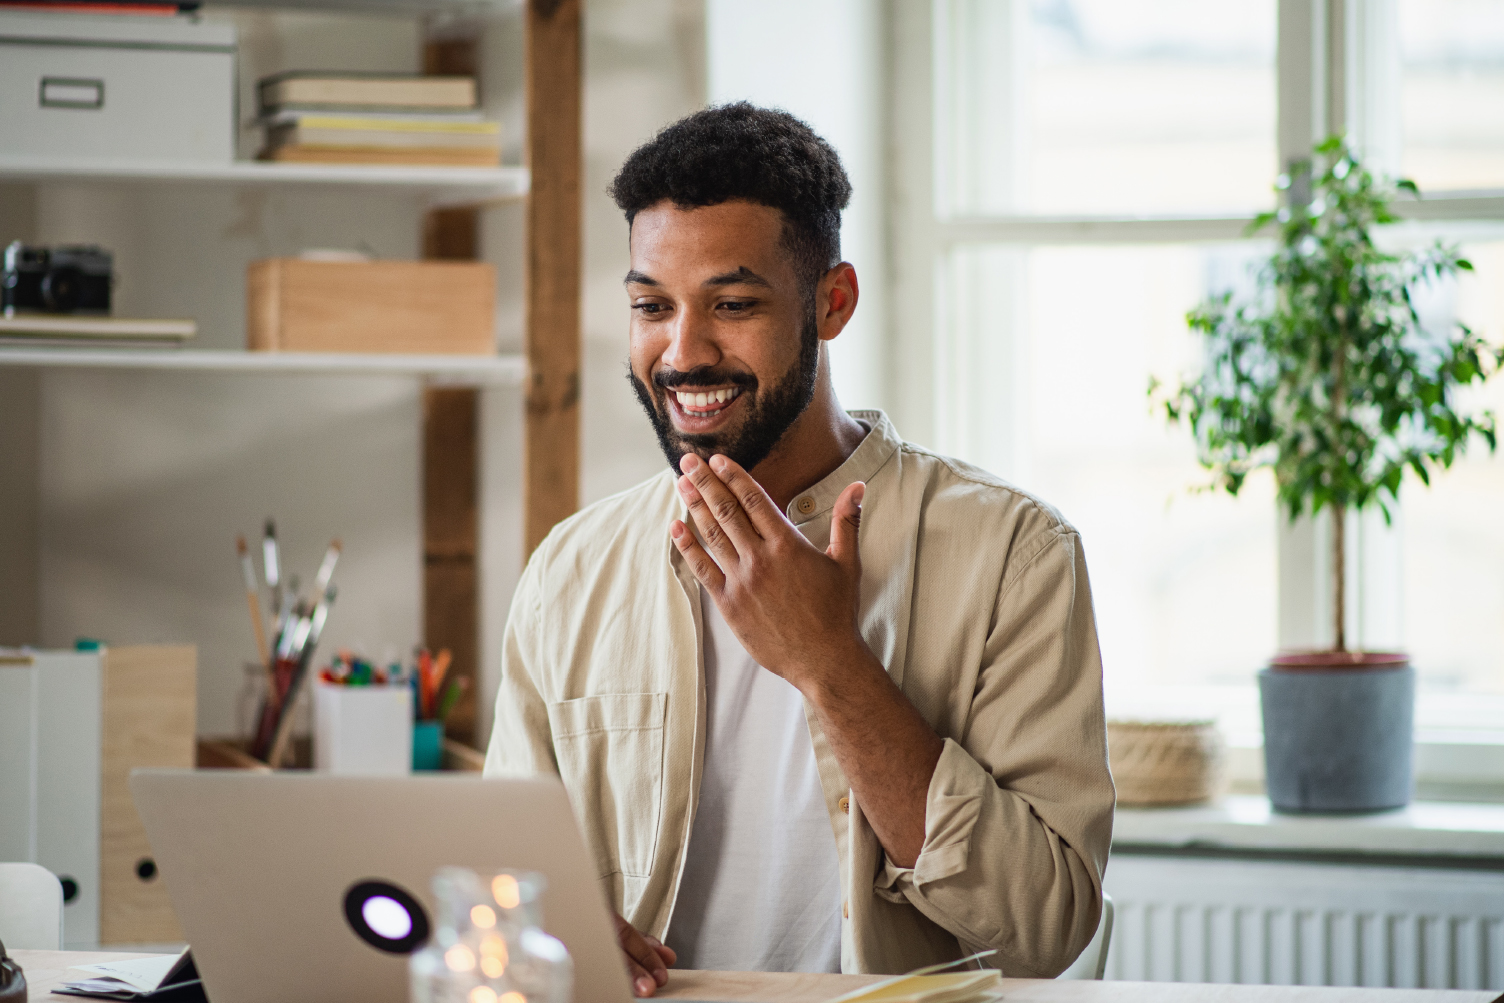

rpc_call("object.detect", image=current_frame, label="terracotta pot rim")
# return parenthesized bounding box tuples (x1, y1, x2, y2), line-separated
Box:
(1268, 650, 1410, 672)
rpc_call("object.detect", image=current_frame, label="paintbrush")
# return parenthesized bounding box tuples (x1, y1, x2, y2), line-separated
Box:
(313, 538, 342, 594)
(262, 519, 283, 618)
(237, 536, 270, 667)
(267, 584, 338, 769)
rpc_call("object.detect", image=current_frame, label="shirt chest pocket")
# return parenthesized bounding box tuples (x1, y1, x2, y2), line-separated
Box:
(548, 692, 668, 880)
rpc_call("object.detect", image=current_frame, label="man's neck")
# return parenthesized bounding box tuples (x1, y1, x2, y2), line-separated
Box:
(748, 378, 869, 514)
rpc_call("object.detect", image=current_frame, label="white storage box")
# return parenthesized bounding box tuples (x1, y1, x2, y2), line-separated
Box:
(0, 650, 100, 948)
(314, 681, 413, 776)
(0, 646, 196, 947)
(0, 11, 235, 164)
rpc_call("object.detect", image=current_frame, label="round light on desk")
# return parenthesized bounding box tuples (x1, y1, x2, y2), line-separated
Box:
(343, 879, 430, 954)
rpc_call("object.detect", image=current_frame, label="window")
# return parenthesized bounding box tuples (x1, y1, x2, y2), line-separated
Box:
(1399, 0, 1504, 192)
(1402, 238, 1504, 694)
(943, 241, 1277, 698)
(942, 0, 1277, 216)
(893, 0, 1504, 763)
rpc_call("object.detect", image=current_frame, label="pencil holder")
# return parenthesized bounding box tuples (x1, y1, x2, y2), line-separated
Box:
(313, 681, 413, 775)
(412, 720, 444, 772)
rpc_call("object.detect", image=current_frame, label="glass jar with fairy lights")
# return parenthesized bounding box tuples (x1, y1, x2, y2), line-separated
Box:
(410, 868, 572, 1003)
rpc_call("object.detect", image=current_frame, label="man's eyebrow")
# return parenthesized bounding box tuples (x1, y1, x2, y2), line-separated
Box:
(624, 270, 658, 286)
(705, 266, 771, 288)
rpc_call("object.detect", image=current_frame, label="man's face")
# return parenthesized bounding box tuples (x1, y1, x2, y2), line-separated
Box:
(625, 199, 819, 473)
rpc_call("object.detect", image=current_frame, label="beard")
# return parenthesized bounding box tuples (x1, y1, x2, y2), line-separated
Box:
(628, 309, 821, 474)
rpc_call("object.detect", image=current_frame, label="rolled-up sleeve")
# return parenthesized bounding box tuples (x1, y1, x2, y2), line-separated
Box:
(872, 527, 1114, 978)
(483, 550, 559, 779)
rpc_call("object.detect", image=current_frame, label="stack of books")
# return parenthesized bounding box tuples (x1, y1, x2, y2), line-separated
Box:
(256, 72, 501, 167)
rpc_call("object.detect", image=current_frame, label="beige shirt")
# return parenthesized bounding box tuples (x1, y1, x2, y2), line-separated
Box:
(484, 411, 1115, 978)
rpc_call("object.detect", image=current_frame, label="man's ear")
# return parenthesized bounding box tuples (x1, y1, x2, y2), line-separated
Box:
(817, 262, 860, 343)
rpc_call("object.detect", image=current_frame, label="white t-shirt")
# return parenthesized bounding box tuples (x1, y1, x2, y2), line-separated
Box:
(664, 589, 843, 973)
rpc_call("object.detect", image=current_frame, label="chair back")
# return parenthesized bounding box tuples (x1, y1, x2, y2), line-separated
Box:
(0, 863, 64, 950)
(1056, 893, 1114, 980)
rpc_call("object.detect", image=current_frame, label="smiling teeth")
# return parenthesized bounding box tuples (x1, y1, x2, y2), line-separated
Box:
(676, 387, 741, 409)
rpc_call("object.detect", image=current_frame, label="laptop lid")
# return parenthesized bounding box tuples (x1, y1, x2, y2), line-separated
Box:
(130, 770, 633, 1003)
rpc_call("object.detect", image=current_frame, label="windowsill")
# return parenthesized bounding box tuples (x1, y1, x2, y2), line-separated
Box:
(1108, 684, 1504, 804)
(1114, 795, 1504, 861)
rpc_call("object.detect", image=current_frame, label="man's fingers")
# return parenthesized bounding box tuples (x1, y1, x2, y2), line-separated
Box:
(615, 913, 669, 997)
(628, 961, 658, 998)
(827, 481, 865, 580)
(707, 454, 783, 537)
(646, 936, 677, 967)
(680, 453, 760, 556)
(676, 470, 739, 567)
(671, 520, 726, 592)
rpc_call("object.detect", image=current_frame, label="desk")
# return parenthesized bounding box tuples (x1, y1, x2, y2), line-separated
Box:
(14, 950, 1502, 1003)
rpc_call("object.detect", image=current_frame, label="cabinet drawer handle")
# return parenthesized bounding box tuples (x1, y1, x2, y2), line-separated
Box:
(40, 77, 104, 109)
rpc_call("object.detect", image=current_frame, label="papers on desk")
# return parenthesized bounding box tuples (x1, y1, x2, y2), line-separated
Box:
(825, 970, 1003, 1003)
(823, 948, 1004, 1003)
(59, 949, 204, 1001)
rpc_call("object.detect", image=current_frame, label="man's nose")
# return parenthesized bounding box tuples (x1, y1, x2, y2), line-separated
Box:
(660, 308, 721, 374)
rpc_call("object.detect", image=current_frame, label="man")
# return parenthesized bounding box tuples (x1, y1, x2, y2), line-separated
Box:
(484, 103, 1114, 996)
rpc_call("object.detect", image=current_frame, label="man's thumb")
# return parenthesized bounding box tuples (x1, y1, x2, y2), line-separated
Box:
(829, 481, 865, 577)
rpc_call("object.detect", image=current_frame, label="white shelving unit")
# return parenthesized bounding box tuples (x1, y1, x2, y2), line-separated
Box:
(0, 156, 531, 376)
(0, 347, 526, 385)
(0, 156, 528, 207)
(0, 0, 581, 768)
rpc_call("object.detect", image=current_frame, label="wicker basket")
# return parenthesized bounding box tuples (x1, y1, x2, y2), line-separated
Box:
(1108, 720, 1227, 807)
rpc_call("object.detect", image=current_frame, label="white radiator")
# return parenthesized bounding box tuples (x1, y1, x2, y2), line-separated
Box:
(1103, 853, 1504, 990)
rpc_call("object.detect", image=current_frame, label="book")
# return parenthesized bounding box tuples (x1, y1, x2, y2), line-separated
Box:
(0, 0, 199, 10)
(58, 949, 204, 1001)
(259, 145, 501, 167)
(260, 107, 486, 125)
(258, 73, 476, 114)
(259, 146, 501, 167)
(0, 314, 196, 341)
(265, 117, 501, 150)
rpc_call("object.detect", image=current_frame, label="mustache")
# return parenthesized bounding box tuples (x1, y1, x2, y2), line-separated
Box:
(651, 367, 758, 392)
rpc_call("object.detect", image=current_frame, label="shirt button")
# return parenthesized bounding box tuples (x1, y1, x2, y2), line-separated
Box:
(838, 796, 850, 814)
(796, 496, 815, 515)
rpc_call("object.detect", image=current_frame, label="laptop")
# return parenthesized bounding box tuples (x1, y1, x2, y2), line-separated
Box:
(130, 770, 634, 1003)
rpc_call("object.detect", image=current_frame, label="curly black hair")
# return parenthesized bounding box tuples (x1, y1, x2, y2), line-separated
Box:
(608, 102, 853, 294)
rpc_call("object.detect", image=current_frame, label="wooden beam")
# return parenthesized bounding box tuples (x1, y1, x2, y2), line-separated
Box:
(422, 386, 480, 742)
(422, 37, 483, 743)
(524, 0, 582, 553)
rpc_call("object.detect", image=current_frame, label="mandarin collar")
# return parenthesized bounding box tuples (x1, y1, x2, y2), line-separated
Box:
(784, 410, 902, 527)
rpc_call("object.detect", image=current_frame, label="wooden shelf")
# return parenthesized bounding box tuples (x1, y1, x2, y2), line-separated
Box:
(0, 156, 528, 207)
(0, 347, 526, 385)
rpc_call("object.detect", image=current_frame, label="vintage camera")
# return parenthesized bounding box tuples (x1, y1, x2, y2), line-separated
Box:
(2, 241, 114, 315)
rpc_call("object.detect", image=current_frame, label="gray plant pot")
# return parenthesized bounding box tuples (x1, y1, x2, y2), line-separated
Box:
(1258, 655, 1414, 814)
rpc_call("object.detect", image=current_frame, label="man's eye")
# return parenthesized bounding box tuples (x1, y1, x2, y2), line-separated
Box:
(633, 303, 666, 315)
(719, 301, 753, 313)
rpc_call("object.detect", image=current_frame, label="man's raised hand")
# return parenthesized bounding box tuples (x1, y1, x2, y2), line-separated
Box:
(669, 452, 872, 696)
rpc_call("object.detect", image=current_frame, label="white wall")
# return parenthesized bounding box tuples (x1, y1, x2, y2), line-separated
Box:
(0, 0, 703, 744)
(706, 0, 890, 415)
(579, 0, 708, 502)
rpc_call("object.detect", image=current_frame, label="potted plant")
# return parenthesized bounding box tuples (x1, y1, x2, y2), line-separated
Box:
(1154, 136, 1503, 813)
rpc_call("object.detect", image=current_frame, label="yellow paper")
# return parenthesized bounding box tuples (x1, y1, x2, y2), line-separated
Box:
(826, 970, 1002, 1003)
